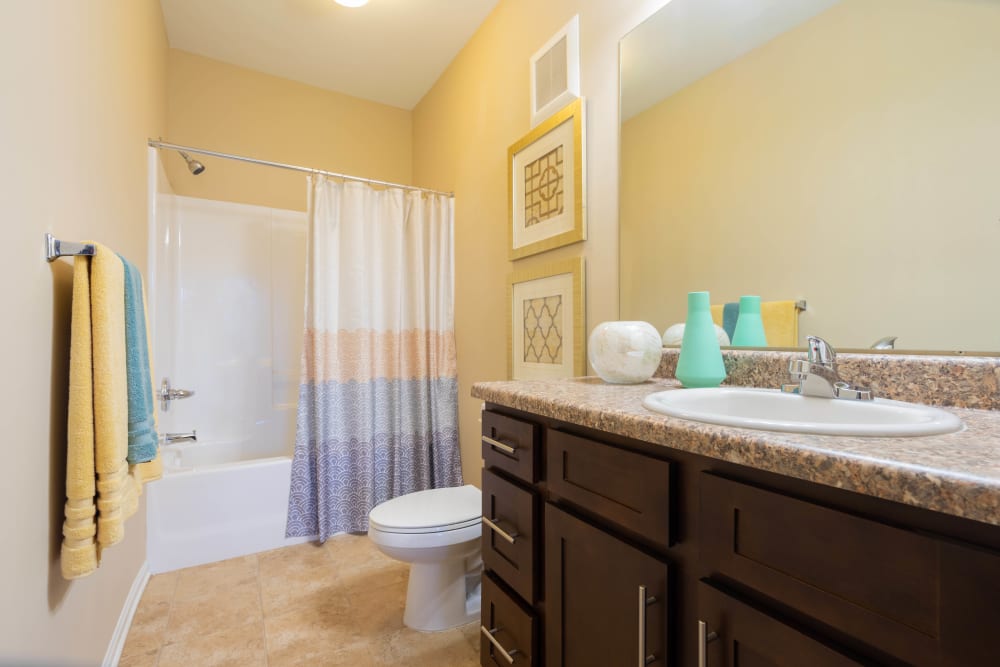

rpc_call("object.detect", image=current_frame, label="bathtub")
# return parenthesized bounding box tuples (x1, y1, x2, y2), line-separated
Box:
(146, 439, 314, 573)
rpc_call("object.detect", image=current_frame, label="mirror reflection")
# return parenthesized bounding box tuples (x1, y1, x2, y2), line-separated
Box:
(619, 0, 1000, 353)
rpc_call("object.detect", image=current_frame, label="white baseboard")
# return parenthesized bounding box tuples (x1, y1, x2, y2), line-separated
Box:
(103, 561, 150, 667)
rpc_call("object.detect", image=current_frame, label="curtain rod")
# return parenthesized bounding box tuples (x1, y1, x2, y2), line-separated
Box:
(148, 139, 454, 198)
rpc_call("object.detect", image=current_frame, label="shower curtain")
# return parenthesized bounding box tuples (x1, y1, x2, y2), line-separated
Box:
(285, 177, 462, 541)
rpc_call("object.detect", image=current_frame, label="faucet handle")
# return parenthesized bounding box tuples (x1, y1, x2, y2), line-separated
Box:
(806, 336, 836, 365)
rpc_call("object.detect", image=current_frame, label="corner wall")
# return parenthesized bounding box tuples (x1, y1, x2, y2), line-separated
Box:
(0, 1, 168, 664)
(412, 0, 668, 486)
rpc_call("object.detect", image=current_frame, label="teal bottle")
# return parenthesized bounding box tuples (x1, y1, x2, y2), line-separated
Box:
(675, 291, 727, 388)
(731, 295, 768, 347)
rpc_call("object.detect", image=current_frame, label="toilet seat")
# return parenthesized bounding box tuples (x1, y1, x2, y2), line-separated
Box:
(369, 484, 481, 534)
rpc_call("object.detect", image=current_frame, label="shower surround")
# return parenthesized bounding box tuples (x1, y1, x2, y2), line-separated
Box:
(146, 175, 312, 572)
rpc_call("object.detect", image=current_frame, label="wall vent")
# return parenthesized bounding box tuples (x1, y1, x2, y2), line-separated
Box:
(530, 15, 580, 127)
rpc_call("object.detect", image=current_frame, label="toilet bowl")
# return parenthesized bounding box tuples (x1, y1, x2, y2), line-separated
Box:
(368, 484, 482, 632)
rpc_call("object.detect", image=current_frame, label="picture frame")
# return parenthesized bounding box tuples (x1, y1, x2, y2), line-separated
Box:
(508, 257, 586, 380)
(508, 98, 586, 260)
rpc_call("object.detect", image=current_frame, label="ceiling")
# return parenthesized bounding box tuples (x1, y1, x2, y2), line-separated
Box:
(159, 0, 499, 110)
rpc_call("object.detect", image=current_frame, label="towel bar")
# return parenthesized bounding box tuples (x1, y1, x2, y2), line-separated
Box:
(46, 233, 95, 262)
(796, 300, 807, 312)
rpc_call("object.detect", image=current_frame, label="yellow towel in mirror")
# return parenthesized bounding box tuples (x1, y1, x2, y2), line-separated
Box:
(711, 300, 799, 347)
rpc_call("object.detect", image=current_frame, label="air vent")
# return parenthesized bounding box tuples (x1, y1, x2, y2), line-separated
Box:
(530, 15, 580, 127)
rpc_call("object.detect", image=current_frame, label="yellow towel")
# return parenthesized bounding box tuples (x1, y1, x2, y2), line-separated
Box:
(761, 300, 799, 347)
(710, 304, 725, 328)
(61, 256, 99, 579)
(710, 300, 800, 347)
(62, 244, 151, 579)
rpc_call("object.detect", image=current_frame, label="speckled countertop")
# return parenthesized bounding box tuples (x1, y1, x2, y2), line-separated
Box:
(471, 377, 1000, 528)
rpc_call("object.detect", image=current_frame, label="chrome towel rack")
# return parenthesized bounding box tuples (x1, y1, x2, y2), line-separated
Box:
(46, 234, 95, 262)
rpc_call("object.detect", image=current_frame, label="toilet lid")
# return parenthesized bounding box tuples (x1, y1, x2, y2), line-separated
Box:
(369, 485, 482, 534)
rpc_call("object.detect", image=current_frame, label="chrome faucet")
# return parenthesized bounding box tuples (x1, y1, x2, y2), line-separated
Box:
(782, 336, 873, 400)
(870, 336, 898, 350)
(164, 429, 197, 444)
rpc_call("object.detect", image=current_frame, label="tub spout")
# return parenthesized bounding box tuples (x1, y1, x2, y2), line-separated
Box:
(165, 429, 197, 444)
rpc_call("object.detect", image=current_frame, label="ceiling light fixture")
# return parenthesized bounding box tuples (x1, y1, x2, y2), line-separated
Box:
(335, 0, 368, 7)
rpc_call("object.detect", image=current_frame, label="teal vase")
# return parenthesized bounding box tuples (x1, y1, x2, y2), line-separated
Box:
(731, 295, 768, 347)
(675, 291, 727, 388)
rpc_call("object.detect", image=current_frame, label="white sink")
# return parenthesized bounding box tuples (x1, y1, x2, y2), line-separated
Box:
(642, 387, 963, 437)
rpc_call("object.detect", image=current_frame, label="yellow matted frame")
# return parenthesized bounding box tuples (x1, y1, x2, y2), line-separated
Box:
(508, 98, 586, 260)
(507, 257, 586, 380)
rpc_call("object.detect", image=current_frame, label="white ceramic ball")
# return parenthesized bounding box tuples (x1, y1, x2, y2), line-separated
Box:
(588, 321, 662, 384)
(661, 323, 731, 347)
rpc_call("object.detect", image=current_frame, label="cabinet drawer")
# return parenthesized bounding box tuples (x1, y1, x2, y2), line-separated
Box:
(482, 468, 538, 603)
(482, 410, 540, 484)
(700, 473, 940, 664)
(481, 572, 536, 666)
(547, 430, 672, 549)
(698, 580, 864, 666)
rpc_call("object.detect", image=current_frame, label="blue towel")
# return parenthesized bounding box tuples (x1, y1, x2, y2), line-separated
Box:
(722, 302, 740, 342)
(119, 255, 158, 464)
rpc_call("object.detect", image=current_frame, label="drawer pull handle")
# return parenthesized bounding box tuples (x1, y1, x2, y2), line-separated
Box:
(697, 620, 719, 667)
(483, 435, 517, 456)
(638, 585, 657, 665)
(482, 516, 519, 544)
(480, 625, 519, 664)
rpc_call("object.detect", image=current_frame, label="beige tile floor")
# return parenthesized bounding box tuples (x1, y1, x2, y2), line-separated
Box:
(120, 535, 480, 667)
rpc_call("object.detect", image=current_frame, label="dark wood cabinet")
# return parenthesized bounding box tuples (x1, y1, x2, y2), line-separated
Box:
(698, 580, 864, 667)
(544, 503, 669, 667)
(480, 404, 1000, 667)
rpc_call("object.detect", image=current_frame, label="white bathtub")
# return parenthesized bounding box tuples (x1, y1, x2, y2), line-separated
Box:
(146, 439, 314, 573)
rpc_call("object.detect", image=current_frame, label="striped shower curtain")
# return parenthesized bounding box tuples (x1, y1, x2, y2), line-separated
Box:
(285, 177, 463, 542)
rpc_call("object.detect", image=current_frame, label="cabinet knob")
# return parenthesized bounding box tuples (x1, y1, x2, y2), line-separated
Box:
(639, 585, 658, 666)
(481, 625, 519, 664)
(698, 620, 719, 667)
(483, 435, 518, 456)
(482, 516, 519, 544)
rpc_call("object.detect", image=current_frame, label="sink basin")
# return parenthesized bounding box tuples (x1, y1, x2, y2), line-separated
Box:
(642, 387, 963, 437)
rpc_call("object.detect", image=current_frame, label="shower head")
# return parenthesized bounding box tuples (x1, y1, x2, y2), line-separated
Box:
(178, 150, 205, 175)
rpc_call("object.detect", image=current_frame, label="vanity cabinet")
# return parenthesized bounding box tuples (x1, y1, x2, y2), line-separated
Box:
(479, 405, 1000, 667)
(544, 503, 669, 667)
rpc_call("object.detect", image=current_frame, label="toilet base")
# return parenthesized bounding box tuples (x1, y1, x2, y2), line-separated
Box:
(403, 560, 481, 632)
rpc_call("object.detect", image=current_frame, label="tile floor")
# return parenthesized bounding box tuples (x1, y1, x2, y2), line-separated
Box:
(120, 535, 480, 666)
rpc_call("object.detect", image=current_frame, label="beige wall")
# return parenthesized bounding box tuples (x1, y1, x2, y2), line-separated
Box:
(0, 1, 167, 664)
(621, 0, 1000, 351)
(164, 49, 413, 211)
(412, 0, 667, 487)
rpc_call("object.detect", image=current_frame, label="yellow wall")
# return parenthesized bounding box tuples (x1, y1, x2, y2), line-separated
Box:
(412, 0, 667, 486)
(621, 0, 1000, 351)
(0, 1, 167, 664)
(164, 49, 413, 211)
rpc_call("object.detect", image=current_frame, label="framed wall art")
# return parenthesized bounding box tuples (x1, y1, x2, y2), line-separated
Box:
(508, 98, 586, 260)
(508, 257, 585, 380)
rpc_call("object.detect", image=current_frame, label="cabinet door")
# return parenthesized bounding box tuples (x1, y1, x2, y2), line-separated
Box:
(697, 581, 864, 667)
(545, 503, 669, 667)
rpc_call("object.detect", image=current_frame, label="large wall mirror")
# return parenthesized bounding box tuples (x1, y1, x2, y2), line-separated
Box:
(619, 0, 1000, 354)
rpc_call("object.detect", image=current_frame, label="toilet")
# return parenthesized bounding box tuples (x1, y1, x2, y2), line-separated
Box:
(368, 484, 482, 632)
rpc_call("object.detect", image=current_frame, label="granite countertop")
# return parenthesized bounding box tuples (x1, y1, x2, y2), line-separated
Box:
(471, 377, 1000, 528)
